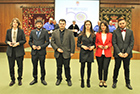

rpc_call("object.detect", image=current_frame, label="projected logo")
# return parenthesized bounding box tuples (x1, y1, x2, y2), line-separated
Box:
(75, 12, 87, 22)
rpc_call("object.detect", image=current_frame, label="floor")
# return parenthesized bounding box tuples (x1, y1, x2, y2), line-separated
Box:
(0, 52, 140, 94)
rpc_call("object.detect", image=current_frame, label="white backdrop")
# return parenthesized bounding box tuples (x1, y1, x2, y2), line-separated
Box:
(55, 0, 99, 29)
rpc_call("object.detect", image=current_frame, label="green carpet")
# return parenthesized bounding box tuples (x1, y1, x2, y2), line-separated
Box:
(0, 52, 139, 94)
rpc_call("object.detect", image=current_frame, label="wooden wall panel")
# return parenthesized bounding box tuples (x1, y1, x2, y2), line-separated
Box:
(0, 0, 140, 51)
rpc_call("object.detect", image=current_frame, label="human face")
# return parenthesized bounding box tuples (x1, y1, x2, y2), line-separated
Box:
(73, 21, 76, 25)
(36, 22, 43, 30)
(59, 21, 66, 30)
(118, 20, 126, 29)
(85, 22, 91, 30)
(101, 23, 106, 32)
(109, 21, 113, 26)
(12, 20, 18, 28)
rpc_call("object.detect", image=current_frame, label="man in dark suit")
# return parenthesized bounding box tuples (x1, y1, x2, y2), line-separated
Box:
(112, 18, 134, 90)
(68, 20, 79, 37)
(5, 18, 26, 86)
(51, 19, 75, 86)
(29, 19, 50, 85)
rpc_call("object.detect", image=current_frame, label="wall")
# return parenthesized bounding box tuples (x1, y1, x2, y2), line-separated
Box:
(0, 0, 140, 51)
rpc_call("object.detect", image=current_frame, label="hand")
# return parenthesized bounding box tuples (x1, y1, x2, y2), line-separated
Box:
(7, 41, 13, 47)
(71, 53, 74, 57)
(104, 45, 109, 49)
(32, 45, 37, 50)
(123, 53, 128, 58)
(98, 45, 104, 49)
(57, 48, 63, 53)
(118, 53, 124, 58)
(37, 46, 41, 50)
(12, 42, 20, 47)
(89, 46, 94, 51)
(81, 45, 89, 50)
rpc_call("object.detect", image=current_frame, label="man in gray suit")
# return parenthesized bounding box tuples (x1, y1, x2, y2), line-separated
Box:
(112, 18, 134, 90)
(51, 19, 75, 86)
(29, 20, 50, 85)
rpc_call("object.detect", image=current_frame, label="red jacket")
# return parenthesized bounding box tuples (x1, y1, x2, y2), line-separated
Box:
(95, 32, 112, 57)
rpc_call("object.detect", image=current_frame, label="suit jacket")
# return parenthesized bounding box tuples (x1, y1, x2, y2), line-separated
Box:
(29, 29, 50, 56)
(95, 32, 112, 57)
(68, 24, 79, 37)
(5, 29, 26, 57)
(51, 29, 75, 59)
(112, 28, 134, 58)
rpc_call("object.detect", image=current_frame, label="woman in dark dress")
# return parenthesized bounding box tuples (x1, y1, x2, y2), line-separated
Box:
(77, 20, 95, 88)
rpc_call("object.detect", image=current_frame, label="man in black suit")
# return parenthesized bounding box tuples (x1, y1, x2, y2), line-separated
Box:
(68, 20, 79, 37)
(29, 19, 50, 85)
(51, 19, 75, 86)
(5, 18, 26, 86)
(112, 18, 134, 90)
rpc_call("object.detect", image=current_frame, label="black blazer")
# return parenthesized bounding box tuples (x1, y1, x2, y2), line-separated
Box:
(68, 24, 79, 37)
(112, 28, 134, 58)
(29, 29, 50, 56)
(51, 29, 75, 59)
(5, 29, 26, 57)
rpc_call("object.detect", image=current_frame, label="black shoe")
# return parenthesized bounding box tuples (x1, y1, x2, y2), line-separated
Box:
(81, 80, 84, 88)
(18, 80, 22, 86)
(30, 80, 37, 85)
(112, 83, 116, 88)
(126, 84, 133, 90)
(41, 80, 47, 85)
(9, 81, 15, 86)
(67, 80, 72, 86)
(87, 80, 90, 88)
(56, 79, 62, 86)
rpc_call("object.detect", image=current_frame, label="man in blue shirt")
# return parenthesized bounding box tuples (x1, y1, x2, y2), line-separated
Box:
(43, 18, 54, 36)
(108, 21, 116, 33)
(93, 21, 101, 32)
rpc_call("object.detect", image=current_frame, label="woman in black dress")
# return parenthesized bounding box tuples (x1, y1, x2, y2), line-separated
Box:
(77, 20, 95, 88)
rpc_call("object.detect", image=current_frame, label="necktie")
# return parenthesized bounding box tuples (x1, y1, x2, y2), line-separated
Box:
(121, 29, 126, 32)
(37, 31, 40, 38)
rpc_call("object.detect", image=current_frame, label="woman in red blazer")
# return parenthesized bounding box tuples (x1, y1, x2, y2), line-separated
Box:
(95, 21, 112, 88)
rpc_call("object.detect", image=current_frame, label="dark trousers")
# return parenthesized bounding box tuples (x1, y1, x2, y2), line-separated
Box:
(96, 55, 111, 81)
(113, 57, 130, 84)
(80, 62, 92, 80)
(8, 48, 23, 82)
(56, 54, 71, 81)
(31, 54, 46, 81)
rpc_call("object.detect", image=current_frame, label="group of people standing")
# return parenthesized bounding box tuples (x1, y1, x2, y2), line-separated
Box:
(5, 17, 134, 90)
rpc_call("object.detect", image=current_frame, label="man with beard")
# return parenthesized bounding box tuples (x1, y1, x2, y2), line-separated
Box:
(112, 18, 134, 90)
(29, 20, 50, 85)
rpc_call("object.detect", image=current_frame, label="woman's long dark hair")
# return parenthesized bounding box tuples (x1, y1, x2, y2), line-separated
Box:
(79, 20, 95, 38)
(98, 20, 109, 33)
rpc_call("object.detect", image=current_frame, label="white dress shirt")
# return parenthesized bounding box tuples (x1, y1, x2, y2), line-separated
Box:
(102, 33, 107, 55)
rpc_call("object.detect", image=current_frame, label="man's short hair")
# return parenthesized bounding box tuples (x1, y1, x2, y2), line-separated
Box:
(35, 19, 43, 25)
(118, 17, 125, 23)
(49, 18, 53, 21)
(59, 19, 66, 23)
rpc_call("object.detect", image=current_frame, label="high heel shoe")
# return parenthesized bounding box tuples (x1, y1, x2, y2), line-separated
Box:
(99, 82, 103, 87)
(103, 82, 107, 88)
(87, 80, 90, 88)
(81, 80, 84, 88)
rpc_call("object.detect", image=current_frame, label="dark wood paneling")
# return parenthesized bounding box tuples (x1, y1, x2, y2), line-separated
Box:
(0, 0, 140, 52)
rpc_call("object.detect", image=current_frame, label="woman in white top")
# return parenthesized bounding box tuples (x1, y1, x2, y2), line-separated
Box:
(95, 21, 112, 88)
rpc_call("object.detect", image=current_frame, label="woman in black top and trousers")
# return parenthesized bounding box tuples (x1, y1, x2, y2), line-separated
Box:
(77, 20, 95, 88)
